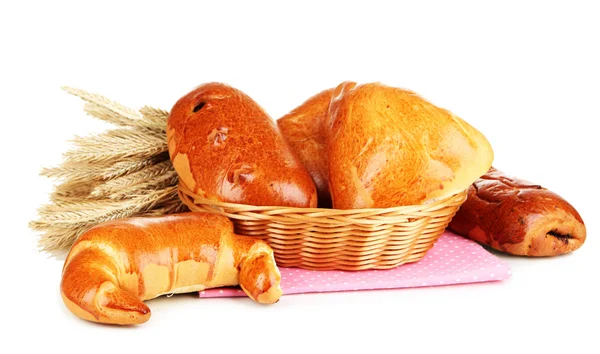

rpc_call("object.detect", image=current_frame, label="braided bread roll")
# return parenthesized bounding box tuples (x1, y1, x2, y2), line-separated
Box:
(60, 213, 282, 325)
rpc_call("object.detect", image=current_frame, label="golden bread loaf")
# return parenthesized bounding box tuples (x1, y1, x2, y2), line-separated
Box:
(167, 82, 317, 207)
(328, 81, 494, 209)
(277, 88, 335, 207)
(279, 81, 494, 209)
(60, 213, 282, 325)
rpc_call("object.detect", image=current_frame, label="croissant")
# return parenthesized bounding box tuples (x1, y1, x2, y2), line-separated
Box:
(60, 213, 282, 325)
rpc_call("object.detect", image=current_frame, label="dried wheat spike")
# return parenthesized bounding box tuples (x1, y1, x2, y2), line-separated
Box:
(33, 186, 180, 251)
(41, 161, 105, 182)
(101, 152, 170, 180)
(92, 161, 177, 198)
(31, 88, 184, 253)
(64, 128, 167, 164)
(139, 105, 169, 130)
(85, 102, 166, 132)
(62, 86, 142, 122)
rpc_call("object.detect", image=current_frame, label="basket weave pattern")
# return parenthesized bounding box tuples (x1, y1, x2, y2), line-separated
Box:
(178, 182, 468, 271)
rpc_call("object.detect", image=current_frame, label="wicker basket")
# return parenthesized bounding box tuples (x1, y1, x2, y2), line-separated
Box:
(178, 182, 467, 271)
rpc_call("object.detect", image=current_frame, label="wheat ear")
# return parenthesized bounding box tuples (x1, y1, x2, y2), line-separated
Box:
(31, 88, 186, 253)
(62, 86, 142, 122)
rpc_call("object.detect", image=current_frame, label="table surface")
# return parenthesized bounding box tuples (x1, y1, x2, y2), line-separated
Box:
(13, 236, 598, 353)
(3, 1, 599, 353)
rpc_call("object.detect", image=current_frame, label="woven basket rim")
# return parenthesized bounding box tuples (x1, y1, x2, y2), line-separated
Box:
(178, 182, 467, 215)
(177, 182, 468, 271)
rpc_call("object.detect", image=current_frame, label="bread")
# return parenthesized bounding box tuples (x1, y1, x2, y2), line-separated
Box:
(167, 82, 317, 207)
(327, 81, 494, 209)
(277, 88, 334, 208)
(60, 213, 282, 325)
(448, 167, 586, 256)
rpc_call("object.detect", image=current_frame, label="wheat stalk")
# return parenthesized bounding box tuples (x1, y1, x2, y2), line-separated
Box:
(41, 162, 105, 182)
(62, 86, 143, 122)
(62, 129, 166, 163)
(30, 88, 187, 253)
(91, 160, 174, 196)
(94, 165, 179, 200)
(101, 152, 170, 180)
(51, 179, 104, 200)
(106, 175, 179, 200)
(30, 188, 179, 251)
(139, 105, 170, 129)
(40, 152, 171, 182)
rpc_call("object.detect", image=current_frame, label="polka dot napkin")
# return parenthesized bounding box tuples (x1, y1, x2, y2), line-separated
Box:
(199, 230, 511, 298)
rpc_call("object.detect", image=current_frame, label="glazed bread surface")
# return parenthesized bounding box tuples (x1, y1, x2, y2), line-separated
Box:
(448, 167, 586, 256)
(60, 213, 282, 325)
(327, 81, 494, 209)
(277, 88, 334, 207)
(167, 82, 317, 207)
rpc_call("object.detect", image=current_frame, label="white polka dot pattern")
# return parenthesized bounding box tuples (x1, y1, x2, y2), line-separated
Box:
(199, 230, 512, 298)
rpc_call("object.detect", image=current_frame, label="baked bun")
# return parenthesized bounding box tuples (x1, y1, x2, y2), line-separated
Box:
(277, 88, 334, 208)
(167, 82, 317, 208)
(327, 81, 494, 209)
(449, 167, 586, 256)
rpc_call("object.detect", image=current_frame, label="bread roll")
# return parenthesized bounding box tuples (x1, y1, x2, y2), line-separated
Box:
(167, 82, 317, 207)
(448, 167, 586, 256)
(60, 213, 282, 325)
(327, 81, 494, 209)
(277, 88, 334, 208)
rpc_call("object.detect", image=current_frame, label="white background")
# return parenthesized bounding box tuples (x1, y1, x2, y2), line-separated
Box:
(2, 1, 599, 353)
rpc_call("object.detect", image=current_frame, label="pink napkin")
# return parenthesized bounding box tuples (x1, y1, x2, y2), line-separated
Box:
(199, 230, 511, 298)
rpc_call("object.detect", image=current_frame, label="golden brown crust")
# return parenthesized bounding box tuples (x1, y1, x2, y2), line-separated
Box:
(167, 82, 317, 208)
(327, 82, 494, 209)
(60, 213, 282, 325)
(277, 88, 334, 208)
(448, 167, 586, 256)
